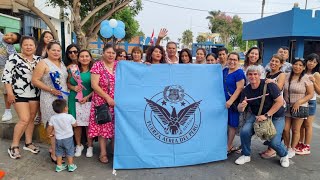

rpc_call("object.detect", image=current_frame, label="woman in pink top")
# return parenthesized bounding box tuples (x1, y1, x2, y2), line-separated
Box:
(283, 58, 314, 159)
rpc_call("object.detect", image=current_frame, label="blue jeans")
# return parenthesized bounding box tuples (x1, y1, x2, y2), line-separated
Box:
(240, 114, 288, 157)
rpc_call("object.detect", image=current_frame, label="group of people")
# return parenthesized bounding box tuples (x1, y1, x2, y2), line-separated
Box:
(0, 29, 319, 172)
(222, 46, 319, 168)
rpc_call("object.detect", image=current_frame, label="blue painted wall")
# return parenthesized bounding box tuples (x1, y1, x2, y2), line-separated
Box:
(23, 14, 47, 36)
(243, 7, 320, 40)
(243, 7, 320, 66)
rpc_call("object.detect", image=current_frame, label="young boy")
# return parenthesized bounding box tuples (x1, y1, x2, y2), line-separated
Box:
(0, 31, 21, 122)
(47, 99, 77, 172)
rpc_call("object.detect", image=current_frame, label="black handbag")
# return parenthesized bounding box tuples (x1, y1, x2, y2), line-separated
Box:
(95, 103, 112, 124)
(290, 106, 309, 118)
(288, 80, 309, 119)
(223, 70, 241, 112)
(94, 67, 112, 125)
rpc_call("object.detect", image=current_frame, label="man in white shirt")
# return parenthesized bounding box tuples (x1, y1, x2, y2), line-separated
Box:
(155, 28, 179, 64)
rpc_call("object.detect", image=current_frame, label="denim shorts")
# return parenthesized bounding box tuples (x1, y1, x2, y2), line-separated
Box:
(55, 136, 75, 157)
(308, 100, 317, 116)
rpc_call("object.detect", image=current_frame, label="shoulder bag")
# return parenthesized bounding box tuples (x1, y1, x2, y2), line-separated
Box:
(253, 83, 277, 141)
(94, 66, 112, 125)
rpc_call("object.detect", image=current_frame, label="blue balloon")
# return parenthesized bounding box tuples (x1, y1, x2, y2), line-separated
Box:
(117, 20, 125, 29)
(114, 27, 125, 39)
(101, 20, 109, 28)
(100, 25, 113, 38)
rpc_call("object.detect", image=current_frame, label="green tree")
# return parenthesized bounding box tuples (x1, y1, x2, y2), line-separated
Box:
(16, 0, 142, 49)
(206, 10, 242, 47)
(181, 29, 193, 48)
(196, 35, 206, 43)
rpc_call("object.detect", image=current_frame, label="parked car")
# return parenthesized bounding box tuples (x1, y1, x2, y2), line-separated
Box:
(90, 48, 103, 61)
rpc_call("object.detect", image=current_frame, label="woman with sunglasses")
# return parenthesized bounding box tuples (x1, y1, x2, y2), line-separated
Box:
(283, 58, 314, 159)
(296, 53, 320, 155)
(115, 48, 127, 61)
(65, 44, 80, 67)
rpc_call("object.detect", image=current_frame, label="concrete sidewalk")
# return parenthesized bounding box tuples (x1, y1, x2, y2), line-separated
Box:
(1, 133, 320, 180)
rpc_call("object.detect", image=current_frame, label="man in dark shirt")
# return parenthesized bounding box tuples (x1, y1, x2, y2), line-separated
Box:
(235, 65, 289, 168)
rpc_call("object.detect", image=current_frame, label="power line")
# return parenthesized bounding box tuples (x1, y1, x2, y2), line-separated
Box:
(143, 0, 280, 15)
(144, 0, 320, 15)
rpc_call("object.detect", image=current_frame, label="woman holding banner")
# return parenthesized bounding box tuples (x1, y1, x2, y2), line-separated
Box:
(223, 52, 245, 154)
(88, 44, 117, 164)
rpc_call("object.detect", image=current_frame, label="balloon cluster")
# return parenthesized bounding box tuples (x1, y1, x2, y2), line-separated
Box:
(100, 19, 126, 39)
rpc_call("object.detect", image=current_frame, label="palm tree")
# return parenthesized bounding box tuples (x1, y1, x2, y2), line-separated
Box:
(164, 36, 170, 43)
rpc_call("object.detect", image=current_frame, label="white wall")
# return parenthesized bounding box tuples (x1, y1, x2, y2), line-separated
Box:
(35, 0, 72, 49)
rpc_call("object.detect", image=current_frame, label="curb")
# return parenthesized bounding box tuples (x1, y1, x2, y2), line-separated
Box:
(0, 121, 50, 144)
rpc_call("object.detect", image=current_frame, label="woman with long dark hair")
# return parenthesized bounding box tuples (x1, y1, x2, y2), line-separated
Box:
(67, 50, 94, 157)
(35, 31, 54, 57)
(241, 47, 265, 79)
(296, 53, 320, 155)
(179, 48, 192, 64)
(283, 58, 314, 159)
(65, 44, 80, 67)
(145, 45, 166, 64)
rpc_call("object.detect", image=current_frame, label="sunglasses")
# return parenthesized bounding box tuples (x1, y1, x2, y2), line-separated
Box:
(118, 55, 127, 58)
(68, 50, 78, 54)
(294, 57, 305, 61)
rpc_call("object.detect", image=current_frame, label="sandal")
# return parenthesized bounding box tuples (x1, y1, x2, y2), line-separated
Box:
(227, 146, 240, 156)
(259, 149, 276, 159)
(8, 146, 21, 159)
(99, 155, 109, 164)
(23, 143, 40, 154)
(34, 116, 42, 125)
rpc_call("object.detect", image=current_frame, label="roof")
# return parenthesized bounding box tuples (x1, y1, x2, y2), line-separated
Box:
(243, 7, 320, 40)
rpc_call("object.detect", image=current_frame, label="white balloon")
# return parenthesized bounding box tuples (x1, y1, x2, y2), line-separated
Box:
(109, 19, 118, 28)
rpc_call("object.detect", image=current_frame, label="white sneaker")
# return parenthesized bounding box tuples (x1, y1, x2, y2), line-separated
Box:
(235, 155, 251, 165)
(74, 145, 84, 157)
(2, 111, 12, 122)
(86, 147, 93, 158)
(280, 155, 290, 168)
(288, 148, 295, 159)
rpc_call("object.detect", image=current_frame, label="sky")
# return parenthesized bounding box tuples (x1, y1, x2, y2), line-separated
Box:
(136, 0, 320, 42)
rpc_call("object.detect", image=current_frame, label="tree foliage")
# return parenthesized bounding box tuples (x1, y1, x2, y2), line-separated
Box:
(181, 29, 193, 48)
(196, 35, 206, 43)
(206, 10, 245, 49)
(21, 0, 143, 48)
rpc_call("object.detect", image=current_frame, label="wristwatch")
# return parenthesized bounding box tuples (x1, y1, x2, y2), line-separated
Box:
(264, 113, 272, 118)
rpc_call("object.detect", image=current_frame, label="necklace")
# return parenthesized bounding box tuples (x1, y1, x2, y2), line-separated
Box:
(104, 62, 114, 71)
(19, 53, 34, 70)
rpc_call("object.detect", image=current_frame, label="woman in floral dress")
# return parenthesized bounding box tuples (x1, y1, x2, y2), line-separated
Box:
(88, 44, 117, 163)
(32, 41, 68, 163)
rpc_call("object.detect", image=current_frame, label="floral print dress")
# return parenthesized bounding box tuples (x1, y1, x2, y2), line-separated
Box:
(88, 61, 117, 138)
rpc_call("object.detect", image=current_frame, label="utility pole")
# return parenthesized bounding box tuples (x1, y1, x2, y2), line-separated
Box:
(305, 0, 308, 9)
(261, 0, 265, 18)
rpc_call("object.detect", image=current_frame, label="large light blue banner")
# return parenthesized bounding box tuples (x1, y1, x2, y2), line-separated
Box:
(114, 61, 228, 169)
